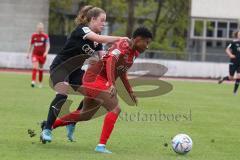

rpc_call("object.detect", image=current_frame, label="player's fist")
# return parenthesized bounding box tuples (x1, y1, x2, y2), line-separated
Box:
(129, 92, 137, 106)
(120, 37, 130, 42)
(109, 85, 117, 98)
(43, 52, 47, 57)
(229, 54, 236, 59)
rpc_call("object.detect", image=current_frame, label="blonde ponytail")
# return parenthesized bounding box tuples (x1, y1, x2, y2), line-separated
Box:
(75, 5, 105, 26)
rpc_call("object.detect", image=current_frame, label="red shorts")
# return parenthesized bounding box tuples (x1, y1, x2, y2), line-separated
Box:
(83, 75, 110, 98)
(32, 54, 46, 64)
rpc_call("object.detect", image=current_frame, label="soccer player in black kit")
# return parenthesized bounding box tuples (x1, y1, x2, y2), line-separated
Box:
(40, 5, 129, 143)
(218, 30, 240, 95)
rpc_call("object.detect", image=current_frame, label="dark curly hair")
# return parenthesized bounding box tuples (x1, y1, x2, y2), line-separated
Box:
(132, 27, 153, 39)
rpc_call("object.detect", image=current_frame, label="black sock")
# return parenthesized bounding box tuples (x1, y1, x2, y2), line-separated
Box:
(76, 100, 84, 111)
(234, 79, 240, 93)
(45, 94, 68, 130)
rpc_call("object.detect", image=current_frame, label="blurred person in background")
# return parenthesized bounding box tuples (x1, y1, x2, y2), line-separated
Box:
(27, 22, 50, 88)
(218, 30, 240, 95)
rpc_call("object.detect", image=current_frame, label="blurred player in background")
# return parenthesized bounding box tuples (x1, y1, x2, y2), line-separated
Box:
(50, 27, 153, 153)
(218, 30, 240, 94)
(40, 5, 129, 143)
(27, 22, 50, 88)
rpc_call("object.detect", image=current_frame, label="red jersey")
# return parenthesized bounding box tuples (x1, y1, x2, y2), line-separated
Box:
(83, 40, 139, 93)
(31, 32, 49, 56)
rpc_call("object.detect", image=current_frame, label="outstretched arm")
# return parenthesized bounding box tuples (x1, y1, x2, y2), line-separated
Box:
(43, 38, 50, 57)
(225, 44, 235, 59)
(105, 54, 118, 97)
(86, 31, 129, 44)
(120, 72, 137, 106)
(27, 39, 33, 59)
(106, 55, 117, 86)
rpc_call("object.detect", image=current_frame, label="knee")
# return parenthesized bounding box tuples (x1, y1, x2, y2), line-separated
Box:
(83, 116, 92, 121)
(54, 82, 69, 95)
(112, 106, 121, 115)
(80, 114, 92, 121)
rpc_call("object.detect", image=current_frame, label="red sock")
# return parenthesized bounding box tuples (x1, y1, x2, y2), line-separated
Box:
(99, 112, 119, 145)
(52, 110, 81, 129)
(39, 69, 43, 82)
(32, 69, 37, 82)
(52, 118, 72, 129)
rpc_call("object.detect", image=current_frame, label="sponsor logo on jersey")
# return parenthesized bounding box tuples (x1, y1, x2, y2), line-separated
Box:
(82, 44, 95, 55)
(34, 42, 44, 46)
(94, 42, 98, 48)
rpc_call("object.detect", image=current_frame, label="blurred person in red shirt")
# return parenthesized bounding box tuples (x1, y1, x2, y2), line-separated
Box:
(27, 22, 50, 88)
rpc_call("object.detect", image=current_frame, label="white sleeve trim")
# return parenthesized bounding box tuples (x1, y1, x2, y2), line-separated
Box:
(227, 43, 232, 48)
(82, 27, 91, 33)
(83, 32, 91, 40)
(82, 27, 92, 40)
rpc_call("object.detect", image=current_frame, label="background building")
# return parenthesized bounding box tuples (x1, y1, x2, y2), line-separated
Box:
(0, 0, 49, 52)
(189, 0, 240, 62)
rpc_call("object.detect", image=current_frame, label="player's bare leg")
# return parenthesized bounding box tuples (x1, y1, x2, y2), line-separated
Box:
(94, 90, 121, 154)
(38, 63, 44, 88)
(31, 61, 38, 87)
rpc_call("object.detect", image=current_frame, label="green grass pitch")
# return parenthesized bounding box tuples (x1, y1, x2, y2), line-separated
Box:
(0, 72, 239, 160)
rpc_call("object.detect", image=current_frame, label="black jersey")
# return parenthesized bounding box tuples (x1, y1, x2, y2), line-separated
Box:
(57, 25, 103, 61)
(227, 40, 240, 64)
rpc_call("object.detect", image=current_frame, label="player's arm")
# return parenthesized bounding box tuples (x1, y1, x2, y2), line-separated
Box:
(105, 50, 120, 97)
(27, 37, 33, 59)
(43, 36, 50, 57)
(106, 54, 117, 93)
(86, 31, 129, 44)
(225, 43, 235, 59)
(79, 27, 129, 44)
(119, 73, 137, 106)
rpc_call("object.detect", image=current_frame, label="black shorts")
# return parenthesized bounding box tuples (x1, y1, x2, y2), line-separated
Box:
(229, 62, 240, 76)
(50, 55, 88, 91)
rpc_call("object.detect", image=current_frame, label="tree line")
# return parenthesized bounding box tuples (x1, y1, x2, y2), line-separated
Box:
(49, 0, 190, 52)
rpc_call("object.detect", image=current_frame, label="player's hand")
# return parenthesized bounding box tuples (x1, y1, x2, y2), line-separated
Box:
(129, 92, 137, 106)
(109, 85, 117, 98)
(120, 37, 130, 42)
(229, 54, 236, 59)
(43, 52, 47, 57)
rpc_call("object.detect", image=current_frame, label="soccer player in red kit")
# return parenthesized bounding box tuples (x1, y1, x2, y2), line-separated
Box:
(51, 27, 152, 153)
(27, 22, 50, 88)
